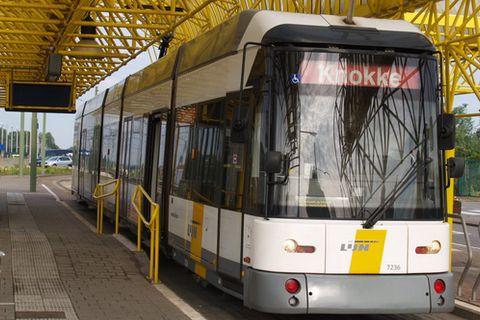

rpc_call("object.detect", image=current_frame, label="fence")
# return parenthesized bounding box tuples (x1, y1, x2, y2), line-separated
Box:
(456, 159, 480, 196)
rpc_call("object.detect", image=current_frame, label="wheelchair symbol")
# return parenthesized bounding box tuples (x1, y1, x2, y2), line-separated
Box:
(290, 74, 301, 84)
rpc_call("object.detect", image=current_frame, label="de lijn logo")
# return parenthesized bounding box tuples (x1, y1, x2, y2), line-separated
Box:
(340, 239, 379, 252)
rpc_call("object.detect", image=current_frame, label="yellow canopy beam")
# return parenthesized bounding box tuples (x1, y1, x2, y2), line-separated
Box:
(0, 0, 476, 102)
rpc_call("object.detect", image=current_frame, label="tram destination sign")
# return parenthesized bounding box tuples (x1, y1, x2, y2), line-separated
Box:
(300, 61, 420, 89)
(6, 82, 75, 113)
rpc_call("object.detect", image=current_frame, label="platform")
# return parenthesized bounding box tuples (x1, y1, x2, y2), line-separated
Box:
(0, 175, 475, 320)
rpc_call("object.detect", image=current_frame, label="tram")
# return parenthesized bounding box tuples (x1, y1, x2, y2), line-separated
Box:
(72, 10, 464, 314)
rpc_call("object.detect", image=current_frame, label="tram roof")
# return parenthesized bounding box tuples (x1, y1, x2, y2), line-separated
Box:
(100, 10, 435, 105)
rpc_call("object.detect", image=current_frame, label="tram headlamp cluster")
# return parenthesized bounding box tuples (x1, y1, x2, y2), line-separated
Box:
(415, 240, 442, 254)
(283, 239, 316, 253)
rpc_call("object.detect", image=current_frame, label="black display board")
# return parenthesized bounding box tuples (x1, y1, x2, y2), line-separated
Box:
(7, 82, 75, 113)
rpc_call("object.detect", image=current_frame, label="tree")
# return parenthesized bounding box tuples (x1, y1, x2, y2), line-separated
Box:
(453, 104, 480, 160)
(39, 132, 59, 150)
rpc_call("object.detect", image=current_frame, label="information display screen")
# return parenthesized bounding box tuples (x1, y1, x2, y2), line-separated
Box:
(8, 82, 74, 113)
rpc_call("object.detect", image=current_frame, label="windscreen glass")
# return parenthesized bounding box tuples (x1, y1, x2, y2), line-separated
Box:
(268, 50, 441, 220)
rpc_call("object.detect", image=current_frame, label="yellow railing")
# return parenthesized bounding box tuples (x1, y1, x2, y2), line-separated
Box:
(131, 185, 160, 284)
(93, 179, 121, 235)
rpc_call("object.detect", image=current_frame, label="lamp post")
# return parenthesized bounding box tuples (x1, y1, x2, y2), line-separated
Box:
(41, 113, 46, 173)
(30, 113, 38, 192)
(6, 126, 8, 155)
(9, 126, 13, 156)
(19, 113, 25, 176)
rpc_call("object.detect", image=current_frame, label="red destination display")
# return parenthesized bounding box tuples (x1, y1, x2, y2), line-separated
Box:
(300, 60, 420, 89)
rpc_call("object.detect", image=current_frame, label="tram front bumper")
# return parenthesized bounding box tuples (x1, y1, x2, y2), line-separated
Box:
(243, 269, 454, 314)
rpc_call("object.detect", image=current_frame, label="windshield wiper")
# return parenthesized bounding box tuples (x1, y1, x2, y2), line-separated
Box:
(362, 157, 433, 229)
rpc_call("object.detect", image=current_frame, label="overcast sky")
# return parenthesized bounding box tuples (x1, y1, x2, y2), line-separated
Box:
(0, 50, 479, 149)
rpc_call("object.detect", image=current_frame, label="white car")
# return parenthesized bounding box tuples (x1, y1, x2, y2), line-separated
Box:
(45, 156, 72, 167)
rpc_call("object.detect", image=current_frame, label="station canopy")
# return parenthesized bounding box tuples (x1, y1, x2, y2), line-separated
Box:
(0, 0, 478, 110)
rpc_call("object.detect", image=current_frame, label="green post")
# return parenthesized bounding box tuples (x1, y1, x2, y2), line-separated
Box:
(30, 113, 38, 192)
(41, 113, 46, 174)
(19, 112, 25, 176)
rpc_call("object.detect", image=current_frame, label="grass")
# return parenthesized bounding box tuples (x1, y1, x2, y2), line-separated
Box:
(0, 166, 72, 176)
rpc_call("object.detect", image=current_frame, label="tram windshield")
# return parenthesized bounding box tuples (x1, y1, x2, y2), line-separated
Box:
(261, 50, 442, 220)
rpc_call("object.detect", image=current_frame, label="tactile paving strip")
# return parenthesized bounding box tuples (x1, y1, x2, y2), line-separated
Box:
(10, 203, 79, 320)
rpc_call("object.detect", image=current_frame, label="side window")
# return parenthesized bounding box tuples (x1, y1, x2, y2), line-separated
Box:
(130, 117, 145, 185)
(170, 89, 261, 212)
(190, 101, 224, 206)
(171, 106, 196, 198)
(221, 92, 254, 211)
(243, 88, 267, 215)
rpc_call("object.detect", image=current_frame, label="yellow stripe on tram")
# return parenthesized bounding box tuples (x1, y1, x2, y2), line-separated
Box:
(349, 229, 387, 274)
(190, 202, 206, 279)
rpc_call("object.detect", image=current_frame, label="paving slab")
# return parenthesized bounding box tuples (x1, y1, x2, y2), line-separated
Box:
(0, 182, 190, 320)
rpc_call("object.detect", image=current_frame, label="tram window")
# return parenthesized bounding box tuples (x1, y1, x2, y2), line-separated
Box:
(244, 106, 268, 215)
(190, 101, 224, 206)
(172, 106, 196, 199)
(129, 117, 146, 185)
(222, 97, 243, 210)
(265, 50, 442, 220)
(101, 123, 118, 179)
(242, 90, 268, 216)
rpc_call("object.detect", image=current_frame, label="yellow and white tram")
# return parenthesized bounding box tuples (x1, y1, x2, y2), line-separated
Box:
(72, 10, 463, 314)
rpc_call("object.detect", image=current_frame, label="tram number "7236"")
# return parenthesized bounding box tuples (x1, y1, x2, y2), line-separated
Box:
(387, 264, 401, 271)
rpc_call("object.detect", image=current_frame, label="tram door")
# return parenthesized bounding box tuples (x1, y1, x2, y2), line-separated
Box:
(148, 113, 168, 228)
(217, 94, 250, 282)
(119, 117, 133, 220)
(78, 128, 87, 198)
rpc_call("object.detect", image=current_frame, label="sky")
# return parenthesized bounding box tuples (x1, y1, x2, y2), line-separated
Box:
(0, 51, 479, 149)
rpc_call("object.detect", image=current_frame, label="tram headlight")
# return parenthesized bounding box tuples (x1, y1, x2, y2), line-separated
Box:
(284, 239, 298, 253)
(430, 240, 441, 253)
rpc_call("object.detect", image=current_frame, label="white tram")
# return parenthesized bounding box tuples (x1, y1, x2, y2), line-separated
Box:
(72, 10, 463, 314)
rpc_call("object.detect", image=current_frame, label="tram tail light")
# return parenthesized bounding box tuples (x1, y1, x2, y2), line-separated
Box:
(434, 279, 446, 294)
(285, 279, 300, 294)
(415, 240, 441, 254)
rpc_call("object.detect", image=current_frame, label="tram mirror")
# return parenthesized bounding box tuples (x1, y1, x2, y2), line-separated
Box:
(447, 157, 465, 178)
(265, 151, 283, 174)
(437, 113, 456, 150)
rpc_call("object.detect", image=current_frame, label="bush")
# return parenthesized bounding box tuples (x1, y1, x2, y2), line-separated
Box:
(0, 166, 71, 176)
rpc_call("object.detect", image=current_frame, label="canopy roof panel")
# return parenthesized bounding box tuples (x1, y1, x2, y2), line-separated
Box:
(0, 0, 477, 109)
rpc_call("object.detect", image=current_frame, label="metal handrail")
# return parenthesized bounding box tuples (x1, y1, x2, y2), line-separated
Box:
(131, 185, 160, 284)
(93, 179, 121, 235)
(472, 224, 480, 300)
(449, 213, 473, 297)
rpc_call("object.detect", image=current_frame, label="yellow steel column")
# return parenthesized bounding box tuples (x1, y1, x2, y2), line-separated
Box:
(154, 204, 160, 284)
(99, 185, 104, 234)
(443, 45, 455, 271)
(96, 186, 100, 234)
(115, 181, 120, 234)
(149, 207, 155, 280)
(137, 192, 142, 252)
